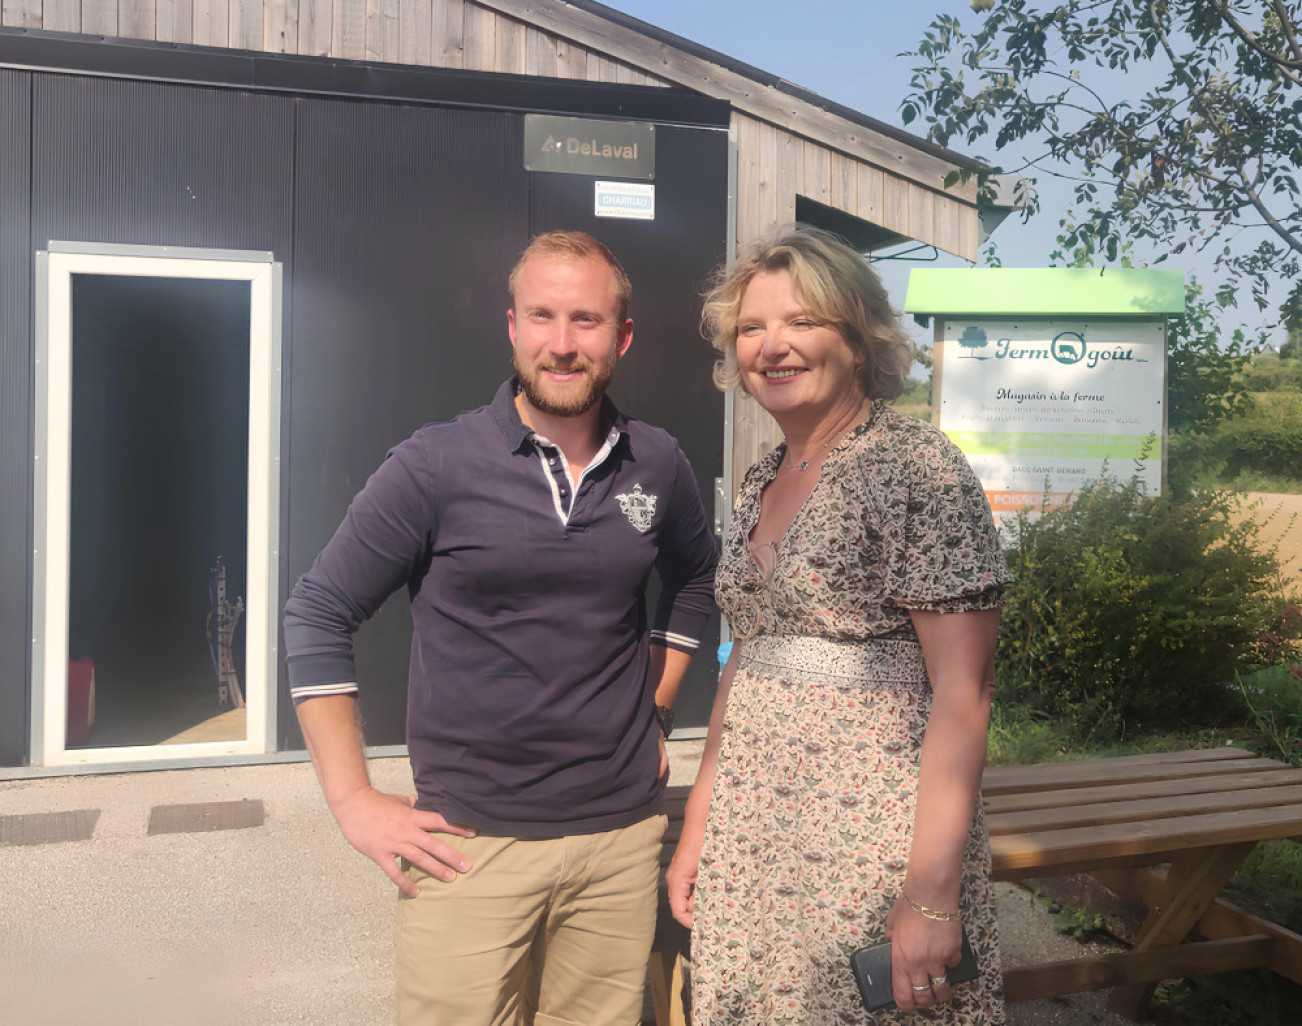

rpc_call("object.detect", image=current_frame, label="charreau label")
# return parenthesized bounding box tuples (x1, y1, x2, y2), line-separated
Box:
(524, 115, 656, 180)
(595, 181, 655, 220)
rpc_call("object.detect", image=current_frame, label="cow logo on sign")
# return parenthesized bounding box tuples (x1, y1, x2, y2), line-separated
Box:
(616, 483, 657, 533)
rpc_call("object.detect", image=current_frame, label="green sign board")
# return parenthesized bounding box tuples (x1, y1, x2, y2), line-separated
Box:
(905, 267, 1184, 521)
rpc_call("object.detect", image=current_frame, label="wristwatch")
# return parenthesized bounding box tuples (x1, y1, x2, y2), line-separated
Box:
(654, 704, 675, 739)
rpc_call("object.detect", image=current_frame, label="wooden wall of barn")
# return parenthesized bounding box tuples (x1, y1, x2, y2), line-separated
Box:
(0, 0, 671, 84)
(2, 0, 980, 476)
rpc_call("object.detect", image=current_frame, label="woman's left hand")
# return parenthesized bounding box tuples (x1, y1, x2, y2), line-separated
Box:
(884, 895, 963, 1013)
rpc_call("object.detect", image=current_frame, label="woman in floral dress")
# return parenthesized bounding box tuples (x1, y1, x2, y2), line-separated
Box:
(666, 227, 1012, 1023)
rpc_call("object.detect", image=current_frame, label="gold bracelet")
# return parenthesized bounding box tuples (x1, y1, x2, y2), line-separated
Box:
(903, 893, 963, 922)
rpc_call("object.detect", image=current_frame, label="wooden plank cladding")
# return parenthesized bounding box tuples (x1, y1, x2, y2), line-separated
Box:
(730, 113, 968, 257)
(0, 1, 668, 88)
(473, 0, 976, 202)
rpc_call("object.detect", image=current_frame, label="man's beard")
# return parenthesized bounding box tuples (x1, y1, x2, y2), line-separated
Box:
(514, 352, 616, 417)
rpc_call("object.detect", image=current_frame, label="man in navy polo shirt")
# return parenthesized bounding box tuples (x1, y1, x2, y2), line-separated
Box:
(284, 231, 718, 1025)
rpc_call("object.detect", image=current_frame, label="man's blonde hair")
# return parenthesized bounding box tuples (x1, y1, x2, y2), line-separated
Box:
(509, 231, 633, 324)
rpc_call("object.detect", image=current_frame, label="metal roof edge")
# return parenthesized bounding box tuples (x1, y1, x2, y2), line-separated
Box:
(904, 268, 1187, 317)
(0, 25, 732, 127)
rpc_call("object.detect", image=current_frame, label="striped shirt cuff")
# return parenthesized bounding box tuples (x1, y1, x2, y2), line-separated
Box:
(650, 629, 700, 651)
(290, 681, 360, 705)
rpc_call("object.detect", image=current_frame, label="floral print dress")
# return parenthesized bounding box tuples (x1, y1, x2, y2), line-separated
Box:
(691, 401, 1013, 1024)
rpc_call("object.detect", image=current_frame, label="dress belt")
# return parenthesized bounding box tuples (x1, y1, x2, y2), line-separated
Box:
(736, 633, 931, 692)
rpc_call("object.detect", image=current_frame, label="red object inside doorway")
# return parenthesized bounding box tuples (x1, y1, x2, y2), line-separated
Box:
(67, 658, 95, 747)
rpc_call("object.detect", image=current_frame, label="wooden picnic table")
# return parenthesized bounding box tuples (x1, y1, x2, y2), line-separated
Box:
(651, 746, 1302, 1024)
(985, 745, 1302, 1017)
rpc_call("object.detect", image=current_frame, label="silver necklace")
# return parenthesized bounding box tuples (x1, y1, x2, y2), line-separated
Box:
(785, 435, 836, 472)
(784, 406, 867, 471)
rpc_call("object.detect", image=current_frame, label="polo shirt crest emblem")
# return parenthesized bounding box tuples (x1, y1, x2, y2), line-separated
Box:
(615, 483, 657, 533)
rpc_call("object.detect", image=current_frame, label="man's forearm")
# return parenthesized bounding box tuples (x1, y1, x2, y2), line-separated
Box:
(295, 691, 477, 893)
(649, 644, 693, 711)
(296, 692, 372, 810)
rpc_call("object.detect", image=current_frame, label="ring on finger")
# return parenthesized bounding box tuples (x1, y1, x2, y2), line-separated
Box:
(911, 983, 932, 992)
(931, 975, 948, 986)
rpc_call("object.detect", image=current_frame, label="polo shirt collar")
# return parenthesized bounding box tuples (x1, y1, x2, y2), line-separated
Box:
(490, 378, 629, 453)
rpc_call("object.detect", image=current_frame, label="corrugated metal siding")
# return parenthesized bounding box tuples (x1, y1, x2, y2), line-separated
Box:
(14, 76, 295, 766)
(0, 70, 32, 766)
(526, 123, 728, 730)
(287, 98, 530, 745)
(31, 77, 294, 252)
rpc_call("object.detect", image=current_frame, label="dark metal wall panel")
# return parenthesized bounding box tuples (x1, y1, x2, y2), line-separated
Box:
(31, 76, 294, 252)
(11, 57, 730, 761)
(288, 99, 530, 747)
(0, 70, 32, 765)
(528, 125, 730, 730)
(12, 75, 294, 767)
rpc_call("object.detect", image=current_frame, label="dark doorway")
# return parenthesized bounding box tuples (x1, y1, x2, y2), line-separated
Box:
(67, 274, 250, 748)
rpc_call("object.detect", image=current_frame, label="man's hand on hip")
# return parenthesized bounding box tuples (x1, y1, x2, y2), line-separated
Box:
(331, 785, 477, 897)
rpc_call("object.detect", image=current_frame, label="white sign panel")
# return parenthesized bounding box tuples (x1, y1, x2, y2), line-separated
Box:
(937, 319, 1165, 523)
(594, 181, 655, 220)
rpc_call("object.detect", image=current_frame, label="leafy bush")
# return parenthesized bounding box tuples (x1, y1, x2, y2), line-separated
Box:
(998, 479, 1279, 740)
(1237, 611, 1302, 763)
(1230, 836, 1302, 935)
(1217, 392, 1302, 483)
(1165, 288, 1253, 438)
(1052, 907, 1105, 942)
(1166, 429, 1230, 499)
(1237, 666, 1302, 765)
(889, 378, 932, 422)
(1241, 351, 1302, 393)
(1160, 284, 1253, 497)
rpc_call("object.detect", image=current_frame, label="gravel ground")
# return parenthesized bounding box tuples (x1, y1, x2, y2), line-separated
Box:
(2, 749, 1133, 1025)
(998, 882, 1132, 1026)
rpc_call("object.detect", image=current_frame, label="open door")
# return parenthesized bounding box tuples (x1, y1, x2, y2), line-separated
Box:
(33, 243, 281, 765)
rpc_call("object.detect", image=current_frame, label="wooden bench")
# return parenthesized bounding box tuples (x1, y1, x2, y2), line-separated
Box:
(650, 747, 1302, 1024)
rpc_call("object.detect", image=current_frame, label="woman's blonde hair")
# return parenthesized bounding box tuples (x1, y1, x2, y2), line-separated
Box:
(701, 226, 911, 399)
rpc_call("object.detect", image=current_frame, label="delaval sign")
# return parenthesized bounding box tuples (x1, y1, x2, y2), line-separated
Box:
(938, 319, 1164, 521)
(524, 115, 655, 180)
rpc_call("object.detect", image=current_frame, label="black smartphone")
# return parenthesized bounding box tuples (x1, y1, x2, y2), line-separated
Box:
(849, 926, 980, 1011)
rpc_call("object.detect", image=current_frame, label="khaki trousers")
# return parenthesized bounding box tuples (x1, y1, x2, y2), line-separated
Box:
(395, 814, 666, 1026)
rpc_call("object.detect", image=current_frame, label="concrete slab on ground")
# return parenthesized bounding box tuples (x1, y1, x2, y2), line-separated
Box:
(2, 744, 1132, 1025)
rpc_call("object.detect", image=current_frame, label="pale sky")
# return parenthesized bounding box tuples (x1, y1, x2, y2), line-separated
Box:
(599, 0, 1283, 346)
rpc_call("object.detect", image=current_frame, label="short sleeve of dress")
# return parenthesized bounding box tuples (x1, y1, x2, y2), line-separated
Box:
(885, 427, 1013, 614)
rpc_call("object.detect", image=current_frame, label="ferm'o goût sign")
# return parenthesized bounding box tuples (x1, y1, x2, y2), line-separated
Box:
(905, 268, 1185, 526)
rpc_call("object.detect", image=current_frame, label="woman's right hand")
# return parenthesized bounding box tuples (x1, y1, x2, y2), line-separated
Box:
(665, 832, 704, 928)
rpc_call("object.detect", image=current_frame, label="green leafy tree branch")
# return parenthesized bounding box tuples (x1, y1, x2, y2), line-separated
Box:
(903, 0, 1302, 331)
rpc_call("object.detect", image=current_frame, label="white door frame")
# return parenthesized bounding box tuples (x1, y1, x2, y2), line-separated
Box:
(32, 242, 282, 766)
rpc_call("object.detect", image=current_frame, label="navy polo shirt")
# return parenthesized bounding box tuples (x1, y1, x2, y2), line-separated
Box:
(284, 380, 719, 837)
